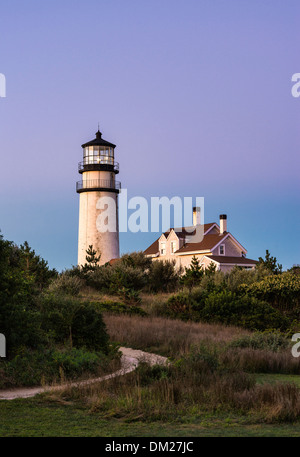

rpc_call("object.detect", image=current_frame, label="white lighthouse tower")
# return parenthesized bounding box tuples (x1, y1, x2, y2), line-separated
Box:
(76, 128, 120, 266)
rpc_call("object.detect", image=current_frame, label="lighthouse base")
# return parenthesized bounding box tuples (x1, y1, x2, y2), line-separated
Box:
(77, 190, 119, 266)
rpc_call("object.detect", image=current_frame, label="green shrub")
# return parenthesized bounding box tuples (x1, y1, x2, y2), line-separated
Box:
(229, 331, 291, 352)
(224, 265, 271, 292)
(163, 289, 289, 331)
(241, 272, 300, 312)
(0, 347, 113, 388)
(85, 264, 114, 290)
(135, 363, 171, 386)
(147, 260, 180, 293)
(109, 264, 147, 293)
(47, 274, 84, 296)
(200, 291, 288, 331)
(163, 292, 201, 321)
(186, 345, 219, 372)
(120, 251, 152, 270)
(38, 294, 110, 352)
(196, 270, 225, 293)
(91, 300, 147, 316)
(71, 302, 110, 352)
(86, 263, 147, 293)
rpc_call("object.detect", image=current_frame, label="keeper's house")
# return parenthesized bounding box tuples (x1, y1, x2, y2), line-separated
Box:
(144, 210, 257, 273)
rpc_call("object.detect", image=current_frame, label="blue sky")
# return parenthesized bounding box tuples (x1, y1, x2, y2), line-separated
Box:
(0, 0, 299, 270)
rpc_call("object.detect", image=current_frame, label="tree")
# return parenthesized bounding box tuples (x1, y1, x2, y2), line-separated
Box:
(257, 250, 282, 275)
(0, 235, 45, 357)
(205, 262, 217, 276)
(181, 256, 203, 290)
(82, 245, 101, 273)
(18, 241, 57, 289)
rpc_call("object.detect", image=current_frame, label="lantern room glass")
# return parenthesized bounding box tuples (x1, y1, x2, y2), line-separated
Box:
(83, 146, 114, 165)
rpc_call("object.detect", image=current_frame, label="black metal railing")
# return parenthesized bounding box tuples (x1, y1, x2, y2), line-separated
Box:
(78, 160, 119, 173)
(76, 179, 121, 192)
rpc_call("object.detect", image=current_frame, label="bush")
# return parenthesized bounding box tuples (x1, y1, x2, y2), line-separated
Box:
(0, 347, 113, 388)
(109, 264, 147, 293)
(38, 294, 110, 352)
(147, 260, 180, 293)
(224, 265, 271, 292)
(163, 289, 289, 331)
(163, 292, 202, 321)
(200, 291, 288, 331)
(47, 274, 84, 296)
(85, 264, 114, 290)
(196, 270, 225, 293)
(229, 331, 291, 352)
(86, 263, 147, 293)
(120, 251, 152, 270)
(241, 272, 300, 312)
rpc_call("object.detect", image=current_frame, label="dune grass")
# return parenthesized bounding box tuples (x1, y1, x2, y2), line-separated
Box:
(103, 313, 250, 357)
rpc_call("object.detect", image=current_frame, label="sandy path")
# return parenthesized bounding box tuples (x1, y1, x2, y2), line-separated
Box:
(0, 347, 168, 401)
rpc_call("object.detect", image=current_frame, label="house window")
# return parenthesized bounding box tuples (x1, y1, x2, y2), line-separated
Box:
(171, 241, 176, 254)
(219, 244, 225, 255)
(160, 242, 166, 255)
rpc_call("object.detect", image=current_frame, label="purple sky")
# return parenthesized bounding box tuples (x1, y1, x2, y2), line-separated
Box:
(0, 0, 299, 271)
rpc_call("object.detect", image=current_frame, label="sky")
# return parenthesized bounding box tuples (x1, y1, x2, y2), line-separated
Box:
(0, 0, 299, 271)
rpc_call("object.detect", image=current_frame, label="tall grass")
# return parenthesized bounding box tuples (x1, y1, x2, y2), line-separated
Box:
(43, 310, 300, 424)
(48, 353, 300, 423)
(103, 313, 250, 356)
(221, 348, 300, 375)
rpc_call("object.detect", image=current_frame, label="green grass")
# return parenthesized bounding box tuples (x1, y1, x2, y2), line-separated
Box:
(1, 396, 300, 437)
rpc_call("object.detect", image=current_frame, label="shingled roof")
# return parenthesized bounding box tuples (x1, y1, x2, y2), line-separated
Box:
(206, 255, 258, 265)
(175, 233, 228, 254)
(143, 223, 219, 256)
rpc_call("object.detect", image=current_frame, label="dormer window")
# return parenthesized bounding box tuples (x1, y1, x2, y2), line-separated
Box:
(161, 242, 166, 255)
(171, 241, 176, 254)
(219, 244, 225, 255)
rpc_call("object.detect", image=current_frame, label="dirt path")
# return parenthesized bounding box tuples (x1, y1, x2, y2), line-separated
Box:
(0, 347, 168, 401)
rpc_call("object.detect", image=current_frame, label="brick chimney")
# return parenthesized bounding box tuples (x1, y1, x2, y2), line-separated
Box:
(193, 207, 201, 226)
(220, 214, 227, 234)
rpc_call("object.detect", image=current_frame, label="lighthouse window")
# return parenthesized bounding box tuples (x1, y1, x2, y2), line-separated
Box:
(88, 147, 94, 164)
(82, 146, 114, 165)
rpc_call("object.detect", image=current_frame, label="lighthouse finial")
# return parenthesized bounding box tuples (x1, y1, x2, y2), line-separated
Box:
(96, 124, 102, 139)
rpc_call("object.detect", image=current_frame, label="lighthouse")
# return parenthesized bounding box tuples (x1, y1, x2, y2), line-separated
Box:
(76, 129, 120, 266)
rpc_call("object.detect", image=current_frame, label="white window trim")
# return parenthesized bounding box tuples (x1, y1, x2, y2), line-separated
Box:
(219, 244, 225, 256)
(170, 241, 176, 254)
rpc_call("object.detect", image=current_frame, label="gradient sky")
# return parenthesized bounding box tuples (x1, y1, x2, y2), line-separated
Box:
(0, 0, 299, 271)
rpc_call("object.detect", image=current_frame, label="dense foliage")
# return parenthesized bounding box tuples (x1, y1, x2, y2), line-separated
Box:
(0, 234, 114, 387)
(67, 250, 181, 296)
(158, 259, 300, 331)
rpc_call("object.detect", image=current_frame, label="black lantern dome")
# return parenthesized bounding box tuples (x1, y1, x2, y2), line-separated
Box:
(81, 129, 116, 149)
